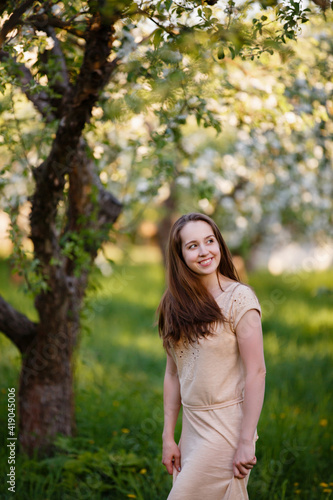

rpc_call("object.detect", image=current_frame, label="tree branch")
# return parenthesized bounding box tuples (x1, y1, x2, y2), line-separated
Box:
(30, 14, 119, 269)
(136, 7, 178, 35)
(0, 0, 35, 49)
(311, 0, 331, 10)
(0, 295, 37, 353)
(57, 136, 122, 346)
(97, 182, 123, 227)
(44, 25, 70, 93)
(67, 139, 122, 236)
(26, 12, 88, 39)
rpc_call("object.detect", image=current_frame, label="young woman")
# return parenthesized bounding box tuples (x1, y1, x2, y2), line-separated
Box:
(157, 213, 266, 500)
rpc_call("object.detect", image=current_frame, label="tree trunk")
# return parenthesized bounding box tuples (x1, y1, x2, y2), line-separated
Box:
(2, 12, 122, 456)
(156, 183, 178, 265)
(18, 273, 87, 455)
(18, 142, 121, 455)
(19, 318, 75, 456)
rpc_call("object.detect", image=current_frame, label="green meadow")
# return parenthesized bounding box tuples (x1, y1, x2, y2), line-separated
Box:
(0, 254, 332, 499)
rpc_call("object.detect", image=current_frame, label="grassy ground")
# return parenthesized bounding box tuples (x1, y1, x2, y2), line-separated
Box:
(0, 255, 332, 499)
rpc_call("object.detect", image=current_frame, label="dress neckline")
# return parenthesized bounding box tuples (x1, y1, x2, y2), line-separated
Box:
(214, 281, 240, 300)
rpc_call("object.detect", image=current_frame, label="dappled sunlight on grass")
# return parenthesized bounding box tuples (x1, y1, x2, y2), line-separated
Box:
(278, 301, 332, 328)
(264, 331, 332, 361)
(90, 260, 165, 309)
(110, 332, 165, 357)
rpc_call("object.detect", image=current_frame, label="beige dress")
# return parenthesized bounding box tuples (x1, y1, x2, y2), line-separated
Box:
(168, 282, 262, 500)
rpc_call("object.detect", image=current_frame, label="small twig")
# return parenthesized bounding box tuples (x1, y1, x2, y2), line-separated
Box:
(136, 7, 177, 35)
(172, 1, 196, 11)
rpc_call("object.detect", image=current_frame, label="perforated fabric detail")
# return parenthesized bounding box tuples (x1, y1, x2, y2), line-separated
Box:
(175, 338, 200, 381)
(230, 284, 261, 332)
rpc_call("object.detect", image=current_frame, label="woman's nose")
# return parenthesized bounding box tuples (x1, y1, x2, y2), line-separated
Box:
(198, 245, 208, 256)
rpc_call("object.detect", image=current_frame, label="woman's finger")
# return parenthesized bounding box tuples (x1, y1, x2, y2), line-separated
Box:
(173, 454, 181, 472)
(233, 464, 243, 478)
(240, 455, 257, 470)
(162, 457, 174, 475)
(236, 463, 250, 476)
(233, 462, 245, 476)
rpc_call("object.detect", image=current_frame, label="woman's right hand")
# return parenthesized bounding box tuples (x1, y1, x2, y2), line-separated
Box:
(162, 439, 181, 475)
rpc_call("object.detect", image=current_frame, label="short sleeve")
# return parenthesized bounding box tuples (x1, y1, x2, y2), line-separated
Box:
(168, 343, 178, 366)
(230, 284, 261, 332)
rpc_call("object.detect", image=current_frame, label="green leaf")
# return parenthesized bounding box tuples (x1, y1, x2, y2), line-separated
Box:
(203, 7, 212, 18)
(153, 28, 164, 49)
(217, 46, 225, 59)
(229, 45, 235, 59)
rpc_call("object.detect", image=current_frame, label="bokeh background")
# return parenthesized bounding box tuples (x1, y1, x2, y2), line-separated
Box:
(0, 2, 332, 499)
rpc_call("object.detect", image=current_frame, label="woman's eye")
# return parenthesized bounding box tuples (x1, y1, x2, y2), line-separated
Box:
(207, 239, 214, 243)
(189, 244, 196, 249)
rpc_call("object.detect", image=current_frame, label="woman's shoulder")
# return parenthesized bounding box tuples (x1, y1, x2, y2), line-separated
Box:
(215, 280, 244, 299)
(231, 282, 259, 299)
(216, 281, 260, 319)
(214, 281, 242, 312)
(229, 282, 260, 308)
(230, 283, 261, 331)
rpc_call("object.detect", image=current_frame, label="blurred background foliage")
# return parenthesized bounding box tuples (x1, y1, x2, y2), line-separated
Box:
(0, 4, 332, 271)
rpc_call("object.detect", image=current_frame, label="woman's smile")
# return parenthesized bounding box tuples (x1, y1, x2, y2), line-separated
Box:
(198, 257, 213, 267)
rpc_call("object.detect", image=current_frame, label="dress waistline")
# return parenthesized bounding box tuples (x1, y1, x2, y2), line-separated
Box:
(182, 396, 243, 411)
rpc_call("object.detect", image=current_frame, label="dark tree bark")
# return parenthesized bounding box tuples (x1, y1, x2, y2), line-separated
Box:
(0, 297, 37, 352)
(0, 6, 122, 456)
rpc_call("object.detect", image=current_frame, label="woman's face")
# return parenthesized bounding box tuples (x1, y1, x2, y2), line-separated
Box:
(179, 220, 221, 277)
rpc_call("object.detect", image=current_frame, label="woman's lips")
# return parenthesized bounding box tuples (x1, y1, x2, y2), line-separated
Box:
(198, 257, 213, 267)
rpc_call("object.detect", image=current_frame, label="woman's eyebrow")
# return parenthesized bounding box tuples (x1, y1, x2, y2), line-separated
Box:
(184, 234, 215, 246)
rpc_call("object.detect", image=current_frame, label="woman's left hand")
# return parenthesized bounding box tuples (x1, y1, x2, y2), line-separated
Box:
(233, 439, 256, 479)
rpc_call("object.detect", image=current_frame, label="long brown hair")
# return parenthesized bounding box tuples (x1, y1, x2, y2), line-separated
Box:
(157, 213, 240, 350)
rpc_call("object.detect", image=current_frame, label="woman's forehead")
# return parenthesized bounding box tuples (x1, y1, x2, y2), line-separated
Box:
(179, 220, 214, 242)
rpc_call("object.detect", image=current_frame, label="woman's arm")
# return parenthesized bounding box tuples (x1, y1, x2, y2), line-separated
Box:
(233, 309, 266, 479)
(162, 351, 182, 475)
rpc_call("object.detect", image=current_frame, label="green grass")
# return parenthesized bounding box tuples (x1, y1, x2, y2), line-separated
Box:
(0, 257, 332, 499)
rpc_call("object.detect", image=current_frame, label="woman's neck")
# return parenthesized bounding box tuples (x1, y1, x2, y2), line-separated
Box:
(201, 272, 233, 298)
